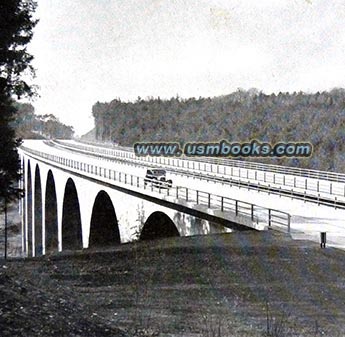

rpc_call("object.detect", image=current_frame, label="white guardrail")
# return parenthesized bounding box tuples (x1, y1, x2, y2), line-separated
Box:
(21, 145, 291, 232)
(77, 140, 345, 182)
(54, 140, 345, 204)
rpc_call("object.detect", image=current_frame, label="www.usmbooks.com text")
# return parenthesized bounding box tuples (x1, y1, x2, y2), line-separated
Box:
(133, 140, 313, 158)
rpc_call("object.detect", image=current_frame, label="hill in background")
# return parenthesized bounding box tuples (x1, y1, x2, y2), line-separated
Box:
(88, 88, 345, 172)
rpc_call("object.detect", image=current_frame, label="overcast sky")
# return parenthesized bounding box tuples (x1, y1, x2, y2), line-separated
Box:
(27, 0, 345, 135)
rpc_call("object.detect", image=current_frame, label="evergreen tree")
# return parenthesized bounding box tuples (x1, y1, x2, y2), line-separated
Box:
(0, 0, 37, 203)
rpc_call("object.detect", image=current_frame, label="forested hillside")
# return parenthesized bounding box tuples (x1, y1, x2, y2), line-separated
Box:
(91, 89, 345, 172)
(11, 102, 74, 140)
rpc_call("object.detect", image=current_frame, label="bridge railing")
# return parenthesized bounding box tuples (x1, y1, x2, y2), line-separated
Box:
(53, 140, 345, 199)
(75, 139, 345, 183)
(20, 145, 291, 232)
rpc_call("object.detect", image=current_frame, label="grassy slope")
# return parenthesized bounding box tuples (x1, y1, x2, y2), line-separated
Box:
(2, 231, 345, 336)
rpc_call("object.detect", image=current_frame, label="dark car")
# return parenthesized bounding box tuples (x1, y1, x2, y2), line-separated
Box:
(144, 168, 172, 188)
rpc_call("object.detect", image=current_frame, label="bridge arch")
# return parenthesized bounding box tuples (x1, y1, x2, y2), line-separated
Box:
(45, 170, 58, 252)
(62, 178, 82, 250)
(140, 211, 180, 241)
(27, 160, 33, 255)
(89, 190, 120, 247)
(34, 165, 43, 255)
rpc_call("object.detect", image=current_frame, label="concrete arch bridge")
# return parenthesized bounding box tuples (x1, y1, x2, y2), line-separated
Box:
(19, 140, 290, 257)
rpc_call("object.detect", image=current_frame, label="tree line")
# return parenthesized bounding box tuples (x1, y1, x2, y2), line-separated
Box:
(12, 102, 74, 139)
(90, 89, 345, 172)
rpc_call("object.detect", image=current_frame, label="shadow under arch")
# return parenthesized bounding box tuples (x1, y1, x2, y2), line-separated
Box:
(27, 160, 32, 256)
(62, 178, 82, 250)
(34, 164, 43, 256)
(140, 211, 180, 241)
(45, 170, 58, 252)
(89, 190, 120, 247)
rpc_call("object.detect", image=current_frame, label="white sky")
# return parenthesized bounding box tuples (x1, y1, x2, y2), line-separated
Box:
(26, 0, 345, 135)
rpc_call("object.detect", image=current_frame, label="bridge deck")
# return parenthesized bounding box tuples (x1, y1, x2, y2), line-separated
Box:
(21, 140, 345, 249)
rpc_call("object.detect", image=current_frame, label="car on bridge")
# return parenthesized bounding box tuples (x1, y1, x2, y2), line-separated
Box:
(144, 168, 173, 188)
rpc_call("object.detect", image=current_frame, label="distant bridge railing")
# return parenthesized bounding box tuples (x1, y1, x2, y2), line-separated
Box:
(76, 140, 345, 183)
(53, 140, 345, 200)
(51, 140, 345, 209)
(20, 145, 291, 232)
